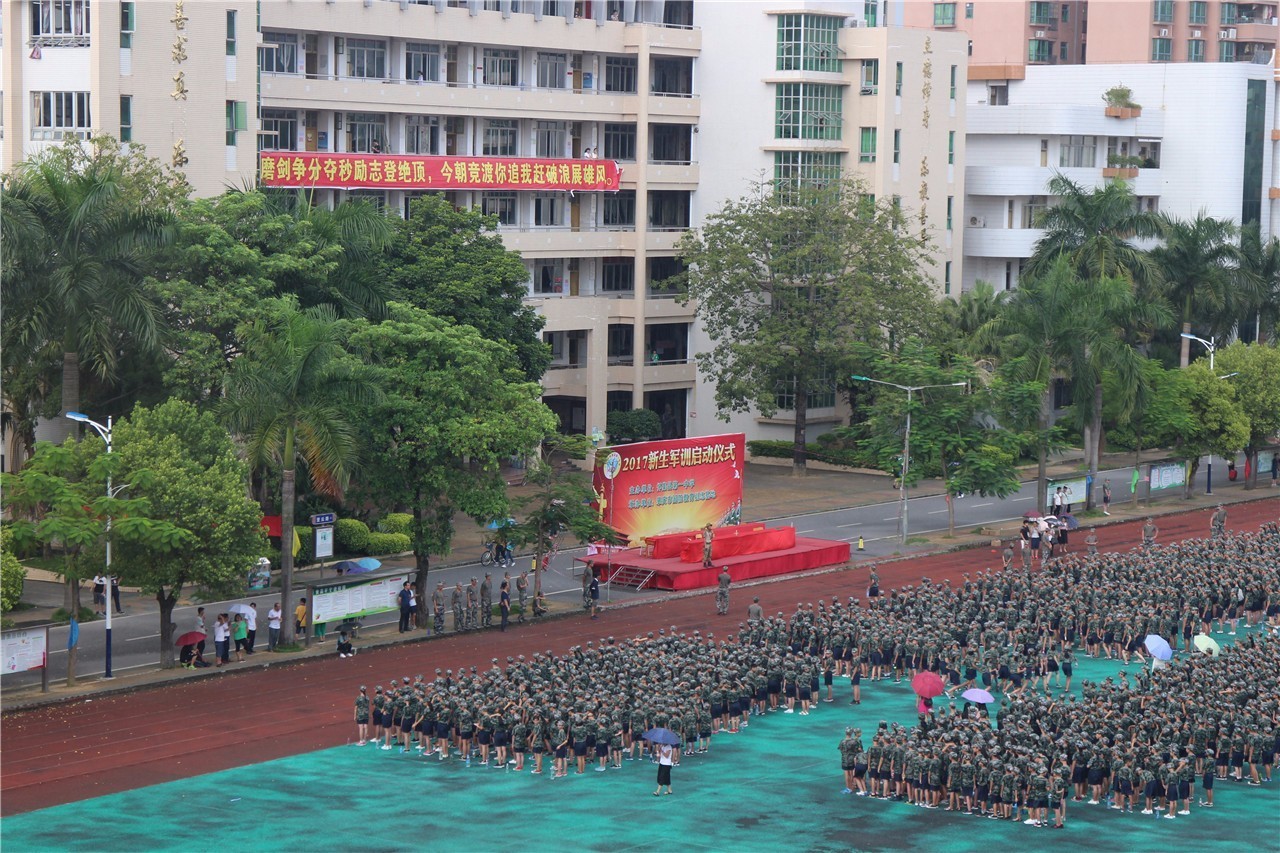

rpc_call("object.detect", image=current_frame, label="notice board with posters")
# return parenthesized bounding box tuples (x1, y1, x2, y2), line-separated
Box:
(311, 572, 413, 624)
(592, 434, 745, 545)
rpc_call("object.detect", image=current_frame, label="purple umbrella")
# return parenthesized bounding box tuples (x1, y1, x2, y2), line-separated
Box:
(962, 687, 995, 704)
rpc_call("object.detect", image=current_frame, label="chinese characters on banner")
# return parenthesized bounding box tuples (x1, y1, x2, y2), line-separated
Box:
(259, 152, 622, 192)
(591, 434, 746, 545)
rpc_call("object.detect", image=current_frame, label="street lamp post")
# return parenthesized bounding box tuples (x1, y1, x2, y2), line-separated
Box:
(1179, 334, 1220, 494)
(66, 411, 117, 679)
(851, 376, 967, 546)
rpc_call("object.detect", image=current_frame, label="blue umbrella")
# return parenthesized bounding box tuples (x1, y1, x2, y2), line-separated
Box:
(356, 558, 381, 570)
(641, 727, 681, 745)
(332, 559, 364, 574)
(485, 518, 516, 530)
(1144, 634, 1173, 661)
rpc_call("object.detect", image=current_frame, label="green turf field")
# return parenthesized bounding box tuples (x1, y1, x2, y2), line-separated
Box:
(6, 625, 1277, 853)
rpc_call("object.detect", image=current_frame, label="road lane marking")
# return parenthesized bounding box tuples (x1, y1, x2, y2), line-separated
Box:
(837, 522, 863, 528)
(126, 634, 160, 642)
(973, 502, 993, 507)
(928, 509, 948, 515)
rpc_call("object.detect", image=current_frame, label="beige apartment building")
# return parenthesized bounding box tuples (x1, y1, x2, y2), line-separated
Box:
(2, 0, 260, 196)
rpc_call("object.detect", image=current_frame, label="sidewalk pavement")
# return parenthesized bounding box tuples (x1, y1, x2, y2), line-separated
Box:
(6, 447, 1275, 709)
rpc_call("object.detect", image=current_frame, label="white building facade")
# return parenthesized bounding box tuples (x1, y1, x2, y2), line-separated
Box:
(963, 61, 1277, 292)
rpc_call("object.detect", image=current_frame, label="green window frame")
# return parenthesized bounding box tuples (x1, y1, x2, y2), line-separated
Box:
(1188, 39, 1205, 62)
(895, 61, 903, 96)
(1189, 1, 1207, 24)
(1029, 1, 1053, 25)
(119, 95, 132, 142)
(1220, 2, 1238, 24)
(120, 2, 134, 48)
(949, 65, 957, 99)
(944, 261, 952, 295)
(946, 196, 953, 230)
(774, 83, 843, 140)
(1151, 37, 1172, 61)
(966, 2, 974, 18)
(893, 129, 901, 164)
(226, 10, 237, 57)
(225, 100, 247, 146)
(859, 126, 877, 163)
(776, 14, 842, 72)
(864, 0, 878, 27)
(1152, 0, 1173, 23)
(773, 151, 843, 196)
(1219, 40, 1237, 61)
(934, 2, 956, 26)
(948, 130, 955, 164)
(1060, 3, 1069, 22)
(1028, 39, 1052, 63)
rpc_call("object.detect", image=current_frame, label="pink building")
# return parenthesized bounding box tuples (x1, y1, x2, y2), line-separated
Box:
(902, 0, 1278, 77)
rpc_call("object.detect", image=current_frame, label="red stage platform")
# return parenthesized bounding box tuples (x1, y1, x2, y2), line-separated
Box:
(583, 530, 851, 591)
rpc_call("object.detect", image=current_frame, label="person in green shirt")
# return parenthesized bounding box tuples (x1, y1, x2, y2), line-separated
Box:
(232, 614, 249, 662)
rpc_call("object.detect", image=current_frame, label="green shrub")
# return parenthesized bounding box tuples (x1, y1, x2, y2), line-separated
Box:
(377, 513, 414, 536)
(746, 439, 793, 460)
(1, 528, 27, 613)
(52, 606, 97, 624)
(295, 525, 314, 565)
(334, 518, 370, 554)
(607, 409, 662, 443)
(366, 532, 412, 555)
(747, 438, 872, 469)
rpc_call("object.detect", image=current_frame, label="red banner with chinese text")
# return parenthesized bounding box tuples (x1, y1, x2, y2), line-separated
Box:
(258, 152, 620, 192)
(592, 434, 745, 546)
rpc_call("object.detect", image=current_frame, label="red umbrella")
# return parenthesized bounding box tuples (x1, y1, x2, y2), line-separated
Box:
(1023, 510, 1042, 519)
(174, 631, 206, 646)
(911, 671, 945, 699)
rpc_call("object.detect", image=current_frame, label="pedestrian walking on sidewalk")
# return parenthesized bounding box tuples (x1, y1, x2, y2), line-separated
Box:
(267, 602, 281, 651)
(1102, 480, 1112, 515)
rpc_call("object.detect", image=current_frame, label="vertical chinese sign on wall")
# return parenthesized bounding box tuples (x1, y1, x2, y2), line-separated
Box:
(170, 0, 189, 167)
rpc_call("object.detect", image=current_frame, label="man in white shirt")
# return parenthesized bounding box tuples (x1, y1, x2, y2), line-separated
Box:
(245, 603, 259, 654)
(267, 603, 282, 652)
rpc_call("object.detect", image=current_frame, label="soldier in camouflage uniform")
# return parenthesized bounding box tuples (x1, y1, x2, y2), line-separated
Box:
(432, 581, 446, 634)
(839, 727, 858, 793)
(466, 577, 480, 630)
(715, 567, 731, 615)
(1210, 505, 1227, 539)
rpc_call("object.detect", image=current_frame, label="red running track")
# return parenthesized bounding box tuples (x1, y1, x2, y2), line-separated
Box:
(3, 499, 1276, 816)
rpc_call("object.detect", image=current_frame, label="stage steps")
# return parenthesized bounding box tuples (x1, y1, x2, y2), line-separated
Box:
(606, 565, 657, 590)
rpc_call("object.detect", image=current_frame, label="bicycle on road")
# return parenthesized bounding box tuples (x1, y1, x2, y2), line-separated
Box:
(482, 541, 514, 567)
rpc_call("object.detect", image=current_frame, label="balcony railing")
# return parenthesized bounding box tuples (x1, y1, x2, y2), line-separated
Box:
(30, 34, 91, 48)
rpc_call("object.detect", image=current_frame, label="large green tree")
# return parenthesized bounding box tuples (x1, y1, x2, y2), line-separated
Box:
(1164, 363, 1250, 499)
(377, 194, 550, 381)
(1, 440, 189, 683)
(222, 299, 371, 644)
(1213, 342, 1280, 489)
(347, 303, 557, 625)
(112, 400, 266, 668)
(677, 179, 934, 475)
(1147, 213, 1245, 366)
(1238, 222, 1280, 345)
(1, 138, 178, 448)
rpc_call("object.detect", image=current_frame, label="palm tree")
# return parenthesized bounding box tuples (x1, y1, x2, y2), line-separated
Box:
(1026, 174, 1161, 296)
(1236, 222, 1280, 345)
(221, 300, 371, 645)
(1, 150, 173, 445)
(942, 280, 1008, 358)
(1148, 213, 1246, 366)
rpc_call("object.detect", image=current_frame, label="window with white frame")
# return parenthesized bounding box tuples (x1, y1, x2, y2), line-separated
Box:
(30, 0, 91, 46)
(261, 32, 298, 74)
(483, 119, 518, 156)
(860, 59, 879, 92)
(483, 48, 520, 86)
(533, 194, 564, 227)
(346, 112, 386, 153)
(535, 121, 567, 158)
(602, 258, 635, 293)
(119, 96, 132, 142)
(261, 108, 298, 151)
(776, 368, 836, 411)
(1059, 134, 1097, 168)
(536, 52, 568, 89)
(406, 43, 441, 82)
(775, 83, 843, 140)
(405, 115, 439, 155)
(30, 91, 91, 140)
(482, 192, 518, 226)
(346, 38, 387, 80)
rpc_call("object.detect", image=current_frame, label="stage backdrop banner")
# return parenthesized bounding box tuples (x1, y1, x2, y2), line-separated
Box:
(593, 434, 745, 545)
(259, 152, 620, 193)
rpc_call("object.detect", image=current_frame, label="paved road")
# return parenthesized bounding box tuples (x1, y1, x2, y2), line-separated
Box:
(9, 458, 1253, 689)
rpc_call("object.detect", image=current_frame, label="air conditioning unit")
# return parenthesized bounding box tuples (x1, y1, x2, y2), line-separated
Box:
(1035, 30, 1046, 38)
(1220, 29, 1231, 38)
(1159, 28, 1170, 37)
(860, 86, 874, 95)
(1230, 27, 1238, 38)
(1192, 29, 1202, 38)
(969, 216, 985, 227)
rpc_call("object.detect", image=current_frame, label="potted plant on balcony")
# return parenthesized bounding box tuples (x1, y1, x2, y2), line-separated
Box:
(1103, 85, 1142, 118)
(1103, 153, 1143, 179)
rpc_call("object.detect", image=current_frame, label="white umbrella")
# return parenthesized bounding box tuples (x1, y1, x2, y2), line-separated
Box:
(228, 603, 255, 618)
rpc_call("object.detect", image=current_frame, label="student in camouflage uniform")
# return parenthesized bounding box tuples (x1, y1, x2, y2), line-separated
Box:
(451, 582, 465, 632)
(480, 573, 493, 627)
(432, 581, 447, 634)
(1142, 518, 1159, 549)
(1211, 505, 1228, 539)
(715, 567, 731, 615)
(466, 577, 480, 630)
(354, 685, 370, 745)
(839, 727, 858, 794)
(516, 571, 529, 622)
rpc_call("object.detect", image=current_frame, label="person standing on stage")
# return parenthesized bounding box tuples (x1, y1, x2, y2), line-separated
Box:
(701, 523, 715, 568)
